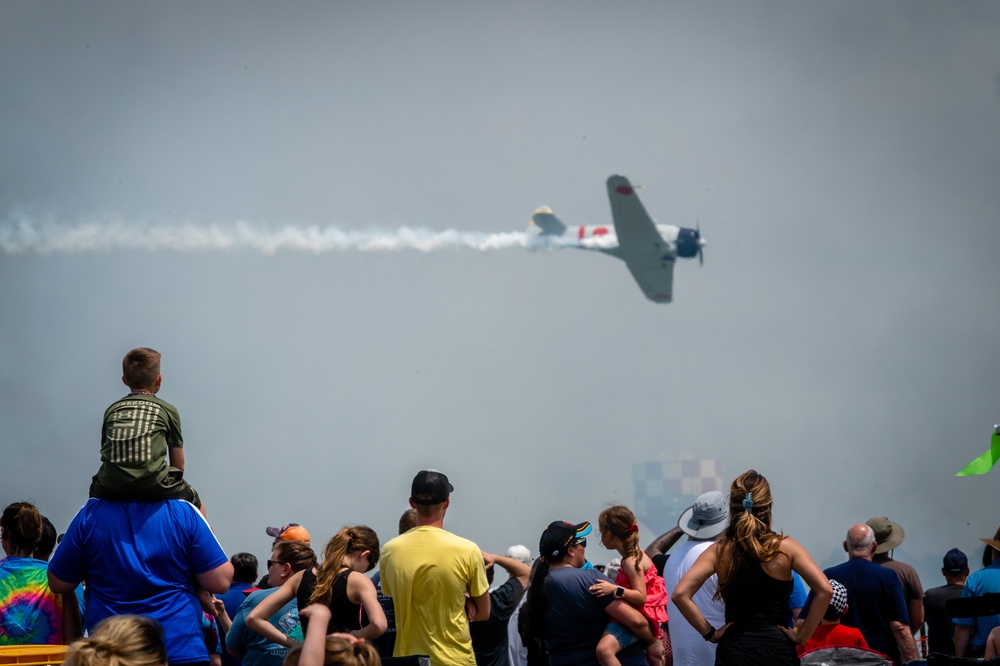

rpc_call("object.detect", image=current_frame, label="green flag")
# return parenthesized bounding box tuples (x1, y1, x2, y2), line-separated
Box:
(956, 426, 1000, 476)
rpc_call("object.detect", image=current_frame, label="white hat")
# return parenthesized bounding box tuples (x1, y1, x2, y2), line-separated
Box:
(506, 544, 532, 564)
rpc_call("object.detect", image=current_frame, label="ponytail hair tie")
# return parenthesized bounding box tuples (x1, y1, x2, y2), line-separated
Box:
(628, 524, 638, 533)
(742, 493, 753, 512)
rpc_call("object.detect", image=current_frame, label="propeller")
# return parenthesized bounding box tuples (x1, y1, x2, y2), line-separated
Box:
(696, 221, 705, 266)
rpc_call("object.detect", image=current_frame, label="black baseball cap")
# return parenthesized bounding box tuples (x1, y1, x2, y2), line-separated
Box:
(943, 548, 968, 572)
(539, 520, 592, 560)
(411, 470, 454, 505)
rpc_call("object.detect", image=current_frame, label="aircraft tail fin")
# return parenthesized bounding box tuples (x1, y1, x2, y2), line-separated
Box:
(530, 207, 566, 236)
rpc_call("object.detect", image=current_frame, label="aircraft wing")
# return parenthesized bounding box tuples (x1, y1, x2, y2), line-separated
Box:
(606, 175, 674, 303)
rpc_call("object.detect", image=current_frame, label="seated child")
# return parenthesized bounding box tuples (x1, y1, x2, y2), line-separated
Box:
(89, 347, 203, 512)
(796, 579, 869, 656)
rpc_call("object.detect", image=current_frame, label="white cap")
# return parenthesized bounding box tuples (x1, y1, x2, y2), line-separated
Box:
(506, 544, 532, 564)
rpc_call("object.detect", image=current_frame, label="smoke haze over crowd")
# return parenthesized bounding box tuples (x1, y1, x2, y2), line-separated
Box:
(2, 2, 999, 587)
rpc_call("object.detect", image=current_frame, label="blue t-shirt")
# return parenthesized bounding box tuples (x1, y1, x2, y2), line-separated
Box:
(219, 582, 254, 666)
(786, 570, 807, 627)
(953, 559, 1000, 649)
(226, 588, 301, 666)
(49, 499, 229, 665)
(542, 567, 646, 666)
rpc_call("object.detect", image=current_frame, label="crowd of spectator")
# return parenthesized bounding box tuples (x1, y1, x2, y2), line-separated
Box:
(2, 348, 997, 666)
(4, 467, 999, 666)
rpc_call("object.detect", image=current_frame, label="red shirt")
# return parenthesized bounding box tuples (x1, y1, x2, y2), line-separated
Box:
(798, 622, 869, 656)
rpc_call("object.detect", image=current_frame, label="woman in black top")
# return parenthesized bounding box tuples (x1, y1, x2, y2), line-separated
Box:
(672, 470, 832, 665)
(248, 525, 387, 647)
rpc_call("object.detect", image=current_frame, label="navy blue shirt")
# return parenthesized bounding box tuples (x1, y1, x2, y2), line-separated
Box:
(542, 567, 647, 666)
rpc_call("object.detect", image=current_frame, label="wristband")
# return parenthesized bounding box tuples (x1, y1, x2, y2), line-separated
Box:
(702, 625, 716, 641)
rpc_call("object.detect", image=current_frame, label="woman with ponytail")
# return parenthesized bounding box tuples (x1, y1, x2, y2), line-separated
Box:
(672, 470, 832, 665)
(64, 615, 166, 666)
(1, 501, 80, 644)
(589, 505, 668, 666)
(248, 526, 386, 648)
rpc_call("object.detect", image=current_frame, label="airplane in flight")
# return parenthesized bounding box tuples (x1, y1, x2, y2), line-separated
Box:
(527, 174, 705, 303)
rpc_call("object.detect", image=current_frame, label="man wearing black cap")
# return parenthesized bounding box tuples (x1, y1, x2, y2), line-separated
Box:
(380, 470, 491, 666)
(923, 548, 969, 656)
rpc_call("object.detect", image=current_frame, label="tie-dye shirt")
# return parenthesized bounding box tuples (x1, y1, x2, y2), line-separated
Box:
(0, 556, 64, 645)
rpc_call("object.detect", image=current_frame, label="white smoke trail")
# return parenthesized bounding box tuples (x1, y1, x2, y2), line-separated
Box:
(0, 215, 533, 255)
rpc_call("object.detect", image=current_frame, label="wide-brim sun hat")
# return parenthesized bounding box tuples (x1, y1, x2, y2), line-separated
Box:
(867, 516, 905, 554)
(678, 491, 730, 539)
(980, 526, 1000, 552)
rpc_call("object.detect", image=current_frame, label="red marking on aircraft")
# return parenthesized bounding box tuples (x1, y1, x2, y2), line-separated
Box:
(578, 226, 585, 239)
(593, 227, 608, 236)
(615, 185, 633, 195)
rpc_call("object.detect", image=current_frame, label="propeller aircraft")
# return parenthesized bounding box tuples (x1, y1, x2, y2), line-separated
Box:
(527, 174, 705, 303)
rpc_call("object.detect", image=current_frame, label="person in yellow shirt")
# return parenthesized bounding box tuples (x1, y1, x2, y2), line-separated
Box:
(379, 470, 490, 666)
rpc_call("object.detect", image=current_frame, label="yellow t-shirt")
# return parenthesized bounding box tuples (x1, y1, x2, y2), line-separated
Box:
(380, 526, 489, 666)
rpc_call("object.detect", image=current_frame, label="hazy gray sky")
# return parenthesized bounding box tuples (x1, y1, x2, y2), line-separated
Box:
(2, 1, 998, 585)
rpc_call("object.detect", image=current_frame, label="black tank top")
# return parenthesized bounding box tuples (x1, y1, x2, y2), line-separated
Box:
(722, 563, 793, 626)
(297, 566, 361, 634)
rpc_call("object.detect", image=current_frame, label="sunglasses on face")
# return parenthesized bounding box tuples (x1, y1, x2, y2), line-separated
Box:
(573, 538, 587, 548)
(267, 560, 285, 568)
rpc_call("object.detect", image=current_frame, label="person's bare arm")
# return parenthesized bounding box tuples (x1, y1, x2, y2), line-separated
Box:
(672, 543, 723, 640)
(247, 572, 302, 648)
(907, 597, 924, 634)
(484, 553, 530, 587)
(469, 591, 491, 622)
(297, 605, 332, 666)
(46, 571, 78, 595)
(891, 619, 918, 662)
(198, 561, 234, 595)
(590, 555, 647, 608)
(347, 571, 387, 640)
(169, 446, 185, 472)
(61, 593, 82, 643)
(779, 538, 832, 646)
(954, 624, 972, 658)
(645, 526, 684, 559)
(212, 597, 232, 635)
(986, 625, 1000, 658)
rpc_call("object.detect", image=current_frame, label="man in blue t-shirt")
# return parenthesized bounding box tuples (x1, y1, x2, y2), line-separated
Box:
(49, 499, 233, 666)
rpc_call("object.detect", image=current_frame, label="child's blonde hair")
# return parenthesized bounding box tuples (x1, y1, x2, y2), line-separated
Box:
(64, 615, 166, 666)
(283, 637, 380, 666)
